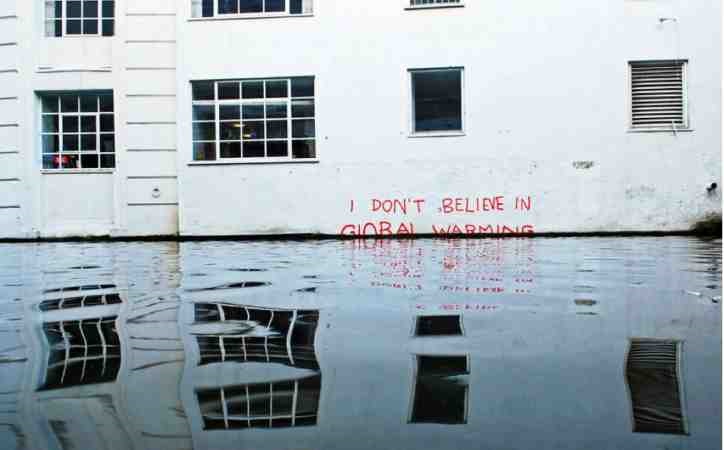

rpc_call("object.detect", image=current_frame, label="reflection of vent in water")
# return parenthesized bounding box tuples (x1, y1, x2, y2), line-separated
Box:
(43, 284, 116, 294)
(186, 282, 271, 292)
(415, 315, 463, 336)
(626, 339, 687, 435)
(410, 355, 468, 425)
(197, 375, 321, 430)
(39, 293, 122, 311)
(195, 303, 319, 370)
(39, 316, 121, 391)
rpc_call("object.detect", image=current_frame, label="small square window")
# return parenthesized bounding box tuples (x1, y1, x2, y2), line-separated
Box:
(410, 68, 463, 134)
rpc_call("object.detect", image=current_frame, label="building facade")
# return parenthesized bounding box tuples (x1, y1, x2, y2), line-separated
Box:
(0, 0, 721, 239)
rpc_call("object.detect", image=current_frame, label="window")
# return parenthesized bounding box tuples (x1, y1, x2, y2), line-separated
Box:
(410, 355, 469, 424)
(414, 315, 463, 336)
(191, 78, 316, 162)
(40, 92, 115, 170)
(39, 292, 121, 311)
(39, 316, 121, 390)
(197, 375, 321, 429)
(629, 60, 688, 130)
(410, 68, 464, 134)
(191, 0, 313, 18)
(409, 0, 462, 8)
(626, 339, 687, 434)
(45, 0, 115, 37)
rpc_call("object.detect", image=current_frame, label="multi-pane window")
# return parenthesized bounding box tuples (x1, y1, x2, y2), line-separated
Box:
(39, 316, 121, 390)
(194, 303, 319, 370)
(409, 0, 462, 7)
(197, 375, 321, 429)
(630, 60, 688, 130)
(191, 78, 316, 161)
(45, 0, 115, 37)
(40, 92, 116, 170)
(410, 68, 464, 134)
(192, 0, 313, 18)
(39, 292, 122, 311)
(410, 355, 469, 424)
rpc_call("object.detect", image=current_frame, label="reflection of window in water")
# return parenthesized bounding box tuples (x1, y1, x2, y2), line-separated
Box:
(414, 315, 463, 336)
(626, 339, 687, 435)
(197, 375, 321, 430)
(410, 355, 469, 424)
(43, 284, 116, 294)
(194, 303, 319, 370)
(39, 316, 121, 390)
(39, 292, 122, 311)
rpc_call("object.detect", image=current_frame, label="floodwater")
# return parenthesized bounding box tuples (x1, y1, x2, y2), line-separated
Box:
(0, 237, 720, 450)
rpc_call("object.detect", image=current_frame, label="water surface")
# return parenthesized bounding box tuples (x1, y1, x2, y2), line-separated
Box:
(0, 237, 720, 450)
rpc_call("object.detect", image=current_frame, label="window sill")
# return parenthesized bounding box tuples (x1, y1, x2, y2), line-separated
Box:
(41, 169, 115, 175)
(188, 159, 319, 166)
(408, 131, 466, 138)
(188, 13, 313, 22)
(627, 128, 694, 133)
(405, 4, 465, 10)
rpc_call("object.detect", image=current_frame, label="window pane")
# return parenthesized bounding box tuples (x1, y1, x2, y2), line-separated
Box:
(80, 95, 98, 112)
(292, 119, 314, 138)
(99, 94, 113, 112)
(67, 19, 81, 34)
(81, 116, 96, 132)
(42, 96, 59, 113)
(61, 154, 80, 169)
(83, 1, 99, 17)
(220, 142, 241, 158)
(194, 105, 216, 121)
(292, 99, 314, 117)
(81, 134, 96, 151)
(220, 122, 241, 140)
(100, 154, 115, 168)
(67, 1, 81, 17)
(194, 142, 216, 161)
(265, 0, 285, 12)
(193, 123, 216, 141)
(292, 140, 315, 159)
(61, 96, 79, 112)
(42, 116, 59, 133)
(201, 0, 214, 17)
(43, 155, 60, 169)
(412, 69, 462, 132)
(218, 82, 240, 99)
(63, 135, 79, 151)
(83, 19, 98, 34)
(242, 104, 264, 119)
(99, 114, 114, 132)
(102, 19, 114, 36)
(81, 154, 99, 169)
(219, 105, 240, 120)
(267, 141, 287, 157)
(218, 0, 238, 14)
(102, 0, 114, 17)
(193, 82, 215, 101)
(242, 122, 264, 140)
(42, 135, 60, 153)
(291, 77, 314, 97)
(266, 102, 287, 118)
(266, 120, 287, 139)
(239, 0, 263, 13)
(290, 0, 304, 14)
(242, 81, 264, 99)
(243, 141, 264, 158)
(265, 80, 287, 98)
(63, 116, 79, 132)
(100, 134, 115, 152)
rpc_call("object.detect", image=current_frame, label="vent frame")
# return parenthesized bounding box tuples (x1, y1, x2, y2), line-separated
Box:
(628, 60, 689, 131)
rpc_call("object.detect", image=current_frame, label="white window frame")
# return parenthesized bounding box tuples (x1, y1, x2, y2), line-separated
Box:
(44, 0, 115, 37)
(190, 0, 313, 19)
(406, 0, 464, 10)
(627, 60, 691, 133)
(408, 67, 466, 137)
(190, 77, 318, 164)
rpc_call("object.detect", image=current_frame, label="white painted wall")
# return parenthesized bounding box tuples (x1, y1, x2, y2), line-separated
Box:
(0, 0, 720, 238)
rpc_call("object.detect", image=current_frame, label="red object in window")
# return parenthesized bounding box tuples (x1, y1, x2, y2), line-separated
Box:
(53, 155, 70, 168)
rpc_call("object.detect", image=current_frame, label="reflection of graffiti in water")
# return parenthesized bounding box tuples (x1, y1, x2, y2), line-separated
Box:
(39, 316, 121, 391)
(197, 375, 321, 430)
(192, 303, 319, 370)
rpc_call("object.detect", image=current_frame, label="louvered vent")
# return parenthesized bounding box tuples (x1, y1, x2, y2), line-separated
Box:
(630, 61, 687, 129)
(410, 0, 462, 6)
(626, 339, 687, 435)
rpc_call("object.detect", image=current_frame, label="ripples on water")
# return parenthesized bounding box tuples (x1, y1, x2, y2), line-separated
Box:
(0, 237, 720, 450)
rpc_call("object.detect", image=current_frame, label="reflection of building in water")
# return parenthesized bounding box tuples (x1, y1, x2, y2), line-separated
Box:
(197, 374, 321, 429)
(626, 339, 687, 435)
(39, 316, 121, 390)
(410, 355, 469, 424)
(193, 303, 319, 370)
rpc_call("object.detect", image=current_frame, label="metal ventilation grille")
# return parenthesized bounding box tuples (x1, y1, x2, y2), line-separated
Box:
(626, 339, 687, 435)
(630, 61, 686, 129)
(410, 0, 462, 6)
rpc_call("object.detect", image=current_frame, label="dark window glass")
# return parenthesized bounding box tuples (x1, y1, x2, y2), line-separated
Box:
(43, 155, 60, 169)
(80, 95, 97, 112)
(240, 0, 263, 13)
(292, 99, 314, 117)
(192, 82, 215, 101)
(220, 122, 241, 140)
(292, 140, 315, 159)
(291, 77, 314, 97)
(243, 141, 265, 158)
(219, 105, 240, 120)
(290, 0, 303, 14)
(194, 142, 216, 161)
(242, 81, 264, 99)
(292, 119, 315, 138)
(265, 0, 285, 12)
(265, 80, 287, 98)
(62, 116, 79, 132)
(61, 96, 78, 113)
(63, 135, 79, 151)
(100, 134, 114, 152)
(415, 315, 463, 336)
(218, 0, 238, 14)
(193, 123, 216, 141)
(83, 19, 98, 34)
(194, 105, 217, 121)
(100, 154, 115, 168)
(81, 116, 96, 133)
(242, 104, 264, 119)
(266, 102, 287, 118)
(67, 19, 81, 34)
(218, 82, 240, 100)
(101, 19, 114, 36)
(67, 1, 81, 17)
(99, 114, 114, 132)
(267, 120, 287, 139)
(102, 0, 114, 17)
(42, 116, 59, 133)
(81, 134, 96, 151)
(412, 69, 462, 132)
(243, 122, 264, 140)
(84, 1, 99, 17)
(42, 96, 59, 113)
(81, 154, 99, 168)
(42, 135, 60, 153)
(99, 94, 114, 112)
(220, 142, 241, 158)
(267, 141, 287, 157)
(202, 0, 214, 17)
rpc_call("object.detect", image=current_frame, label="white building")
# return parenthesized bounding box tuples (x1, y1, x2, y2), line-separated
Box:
(0, 0, 721, 239)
